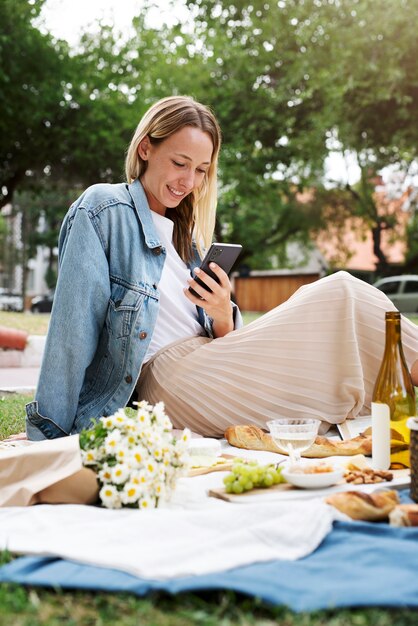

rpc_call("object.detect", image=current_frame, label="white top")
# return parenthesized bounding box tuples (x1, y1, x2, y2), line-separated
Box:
(144, 211, 203, 362)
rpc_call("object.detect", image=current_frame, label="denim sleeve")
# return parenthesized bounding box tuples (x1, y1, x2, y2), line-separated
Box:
(26, 206, 111, 440)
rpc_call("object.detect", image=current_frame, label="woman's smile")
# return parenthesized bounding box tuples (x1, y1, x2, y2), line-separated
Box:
(167, 185, 186, 198)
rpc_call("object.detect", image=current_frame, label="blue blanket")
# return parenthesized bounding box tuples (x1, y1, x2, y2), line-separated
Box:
(1, 492, 418, 612)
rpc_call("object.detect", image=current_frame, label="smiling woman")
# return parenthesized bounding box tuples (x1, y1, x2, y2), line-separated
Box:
(24, 95, 240, 441)
(16, 95, 418, 448)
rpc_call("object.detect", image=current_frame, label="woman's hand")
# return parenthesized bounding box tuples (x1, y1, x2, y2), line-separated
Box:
(3, 432, 28, 442)
(185, 262, 234, 338)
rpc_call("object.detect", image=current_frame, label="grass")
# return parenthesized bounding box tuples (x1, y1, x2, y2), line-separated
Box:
(0, 312, 259, 335)
(0, 310, 416, 336)
(1, 312, 418, 623)
(0, 311, 50, 335)
(1, 395, 418, 624)
(0, 393, 31, 439)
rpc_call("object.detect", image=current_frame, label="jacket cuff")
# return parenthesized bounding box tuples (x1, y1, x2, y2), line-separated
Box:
(26, 401, 70, 441)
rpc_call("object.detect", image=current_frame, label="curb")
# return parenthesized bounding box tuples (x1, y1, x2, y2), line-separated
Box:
(0, 335, 46, 368)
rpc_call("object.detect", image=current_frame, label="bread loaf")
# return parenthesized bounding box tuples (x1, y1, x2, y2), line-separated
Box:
(224, 424, 372, 458)
(389, 504, 418, 527)
(325, 490, 399, 521)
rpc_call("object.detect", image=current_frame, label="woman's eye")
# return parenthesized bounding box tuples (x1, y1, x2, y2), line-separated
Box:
(197, 169, 207, 175)
(173, 160, 184, 167)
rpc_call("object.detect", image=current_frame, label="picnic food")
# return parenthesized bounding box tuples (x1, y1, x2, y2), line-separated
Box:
(291, 462, 335, 474)
(225, 424, 373, 457)
(344, 468, 393, 485)
(223, 458, 285, 494)
(188, 438, 222, 457)
(389, 504, 418, 527)
(325, 489, 399, 521)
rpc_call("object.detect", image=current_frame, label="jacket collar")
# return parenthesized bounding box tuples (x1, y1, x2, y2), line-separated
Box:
(128, 179, 162, 250)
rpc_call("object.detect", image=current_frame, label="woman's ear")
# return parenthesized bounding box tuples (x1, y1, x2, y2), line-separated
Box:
(138, 136, 151, 160)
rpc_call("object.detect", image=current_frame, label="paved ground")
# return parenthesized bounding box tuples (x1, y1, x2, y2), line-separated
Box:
(0, 367, 39, 393)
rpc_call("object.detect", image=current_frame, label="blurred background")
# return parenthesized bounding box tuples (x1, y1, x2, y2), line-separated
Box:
(2, 0, 418, 315)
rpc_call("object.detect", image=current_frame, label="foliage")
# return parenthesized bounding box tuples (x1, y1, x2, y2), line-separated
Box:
(186, 0, 418, 271)
(0, 0, 69, 207)
(3, 0, 418, 278)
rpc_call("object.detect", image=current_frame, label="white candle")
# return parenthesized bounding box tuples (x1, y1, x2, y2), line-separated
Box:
(371, 402, 391, 470)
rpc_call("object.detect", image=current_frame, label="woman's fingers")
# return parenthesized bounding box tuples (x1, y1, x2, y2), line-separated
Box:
(3, 432, 28, 442)
(193, 263, 231, 294)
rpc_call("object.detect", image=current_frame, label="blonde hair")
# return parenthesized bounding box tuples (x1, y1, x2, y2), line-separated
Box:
(125, 96, 221, 262)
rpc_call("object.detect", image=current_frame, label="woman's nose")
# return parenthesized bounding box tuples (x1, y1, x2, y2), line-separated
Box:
(180, 169, 195, 190)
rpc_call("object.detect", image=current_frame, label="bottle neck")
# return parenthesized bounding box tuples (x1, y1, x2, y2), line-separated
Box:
(383, 313, 402, 356)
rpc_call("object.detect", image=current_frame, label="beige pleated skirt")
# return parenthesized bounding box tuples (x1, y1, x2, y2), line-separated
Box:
(136, 271, 418, 437)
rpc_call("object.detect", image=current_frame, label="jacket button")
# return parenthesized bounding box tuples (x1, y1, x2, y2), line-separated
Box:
(125, 375, 132, 384)
(139, 331, 147, 340)
(153, 283, 157, 290)
(152, 247, 162, 256)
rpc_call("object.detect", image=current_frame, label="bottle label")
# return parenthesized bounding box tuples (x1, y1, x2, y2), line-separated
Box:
(371, 402, 391, 470)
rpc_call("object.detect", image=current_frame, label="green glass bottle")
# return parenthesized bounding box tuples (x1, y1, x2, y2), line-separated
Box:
(372, 311, 416, 469)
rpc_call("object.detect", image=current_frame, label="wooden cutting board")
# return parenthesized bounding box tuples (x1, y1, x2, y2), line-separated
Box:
(208, 468, 411, 502)
(209, 482, 293, 502)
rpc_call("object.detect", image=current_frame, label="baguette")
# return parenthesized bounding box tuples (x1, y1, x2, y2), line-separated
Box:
(326, 490, 399, 521)
(224, 424, 373, 458)
(389, 504, 418, 527)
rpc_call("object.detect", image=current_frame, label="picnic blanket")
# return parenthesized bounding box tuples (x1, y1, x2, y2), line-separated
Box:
(1, 504, 418, 611)
(1, 438, 417, 610)
(0, 497, 336, 579)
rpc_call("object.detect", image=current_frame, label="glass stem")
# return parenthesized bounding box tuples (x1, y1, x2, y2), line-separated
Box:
(289, 445, 299, 466)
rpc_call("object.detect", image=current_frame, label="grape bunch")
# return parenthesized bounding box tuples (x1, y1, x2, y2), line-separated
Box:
(223, 458, 285, 494)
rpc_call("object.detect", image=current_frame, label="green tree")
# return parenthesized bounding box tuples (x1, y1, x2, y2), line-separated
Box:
(185, 0, 418, 272)
(0, 0, 70, 207)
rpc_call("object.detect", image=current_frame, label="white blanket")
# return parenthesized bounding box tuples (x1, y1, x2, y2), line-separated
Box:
(0, 437, 343, 580)
(0, 494, 335, 580)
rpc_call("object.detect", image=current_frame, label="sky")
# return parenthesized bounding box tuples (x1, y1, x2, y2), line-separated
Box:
(39, 0, 361, 185)
(39, 0, 184, 46)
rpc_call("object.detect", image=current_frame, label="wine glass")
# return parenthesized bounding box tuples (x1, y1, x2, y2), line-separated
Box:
(267, 418, 320, 468)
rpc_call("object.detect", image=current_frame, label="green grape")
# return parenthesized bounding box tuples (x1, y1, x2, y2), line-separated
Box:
(238, 475, 248, 487)
(231, 482, 244, 494)
(224, 459, 284, 493)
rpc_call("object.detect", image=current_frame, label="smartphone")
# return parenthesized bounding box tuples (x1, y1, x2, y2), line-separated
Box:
(189, 243, 242, 298)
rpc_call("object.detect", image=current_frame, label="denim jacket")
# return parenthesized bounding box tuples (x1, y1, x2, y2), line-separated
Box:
(26, 179, 242, 440)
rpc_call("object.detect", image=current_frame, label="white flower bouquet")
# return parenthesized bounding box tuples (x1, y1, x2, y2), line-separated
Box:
(79, 401, 190, 509)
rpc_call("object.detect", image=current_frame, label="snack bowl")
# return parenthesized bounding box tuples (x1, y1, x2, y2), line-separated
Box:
(282, 462, 344, 489)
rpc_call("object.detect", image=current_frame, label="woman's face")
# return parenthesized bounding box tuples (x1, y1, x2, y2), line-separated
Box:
(138, 126, 213, 215)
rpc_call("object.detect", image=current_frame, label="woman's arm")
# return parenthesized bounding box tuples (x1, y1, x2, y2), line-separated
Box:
(26, 205, 111, 440)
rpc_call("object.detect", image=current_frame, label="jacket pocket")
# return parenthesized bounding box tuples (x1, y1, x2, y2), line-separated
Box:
(109, 283, 145, 338)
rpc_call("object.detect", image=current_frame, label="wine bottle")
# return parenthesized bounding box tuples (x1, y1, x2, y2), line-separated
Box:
(372, 311, 416, 469)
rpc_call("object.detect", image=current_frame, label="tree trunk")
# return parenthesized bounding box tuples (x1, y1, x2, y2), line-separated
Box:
(372, 222, 389, 275)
